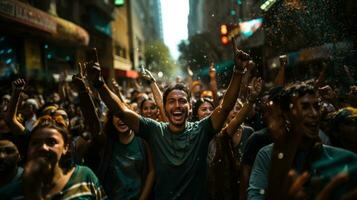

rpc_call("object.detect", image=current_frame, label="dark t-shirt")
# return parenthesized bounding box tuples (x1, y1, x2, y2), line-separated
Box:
(138, 117, 216, 200)
(241, 128, 273, 166)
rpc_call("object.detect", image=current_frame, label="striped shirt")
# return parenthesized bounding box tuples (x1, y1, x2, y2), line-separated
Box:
(0, 165, 107, 200)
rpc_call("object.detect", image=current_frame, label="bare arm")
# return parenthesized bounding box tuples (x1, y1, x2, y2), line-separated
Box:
(187, 66, 193, 91)
(139, 140, 155, 200)
(209, 62, 219, 106)
(111, 79, 127, 103)
(226, 77, 262, 136)
(72, 74, 103, 147)
(86, 61, 141, 133)
(142, 69, 168, 122)
(5, 79, 26, 135)
(210, 49, 250, 132)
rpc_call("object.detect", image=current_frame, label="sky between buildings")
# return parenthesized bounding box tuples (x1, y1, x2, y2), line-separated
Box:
(161, 0, 189, 60)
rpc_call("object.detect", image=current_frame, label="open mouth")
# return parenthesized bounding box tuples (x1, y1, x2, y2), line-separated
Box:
(172, 110, 185, 121)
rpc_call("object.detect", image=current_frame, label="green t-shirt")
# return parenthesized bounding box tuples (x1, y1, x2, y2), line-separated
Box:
(0, 165, 107, 200)
(138, 116, 216, 200)
(103, 136, 146, 200)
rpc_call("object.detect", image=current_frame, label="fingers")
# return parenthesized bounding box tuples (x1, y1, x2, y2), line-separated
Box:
(315, 173, 349, 200)
(288, 171, 310, 196)
(12, 78, 26, 90)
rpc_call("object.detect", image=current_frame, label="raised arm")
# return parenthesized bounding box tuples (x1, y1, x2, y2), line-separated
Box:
(141, 69, 168, 122)
(209, 62, 219, 106)
(210, 49, 250, 132)
(85, 51, 141, 133)
(72, 73, 102, 142)
(224, 77, 262, 136)
(111, 78, 127, 103)
(187, 66, 194, 90)
(5, 79, 26, 135)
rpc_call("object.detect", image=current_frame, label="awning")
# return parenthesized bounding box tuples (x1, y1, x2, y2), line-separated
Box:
(0, 0, 89, 46)
(102, 68, 139, 79)
(115, 69, 139, 79)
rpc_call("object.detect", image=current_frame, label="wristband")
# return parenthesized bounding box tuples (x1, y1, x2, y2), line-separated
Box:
(233, 67, 247, 75)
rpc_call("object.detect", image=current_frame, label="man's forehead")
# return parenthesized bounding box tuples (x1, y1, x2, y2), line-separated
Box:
(167, 89, 189, 98)
(295, 94, 319, 103)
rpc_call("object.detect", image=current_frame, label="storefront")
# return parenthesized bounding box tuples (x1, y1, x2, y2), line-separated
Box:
(0, 0, 89, 82)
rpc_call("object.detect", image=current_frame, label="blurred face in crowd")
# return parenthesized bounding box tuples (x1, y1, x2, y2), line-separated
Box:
(1, 95, 10, 112)
(226, 101, 243, 123)
(141, 100, 158, 119)
(288, 94, 321, 139)
(21, 103, 35, 119)
(165, 89, 190, 127)
(0, 140, 20, 175)
(51, 93, 61, 103)
(113, 115, 129, 133)
(27, 127, 68, 168)
(198, 102, 214, 120)
(53, 109, 69, 127)
(192, 84, 202, 99)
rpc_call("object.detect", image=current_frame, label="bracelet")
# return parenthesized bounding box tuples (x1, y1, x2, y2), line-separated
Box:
(233, 67, 247, 75)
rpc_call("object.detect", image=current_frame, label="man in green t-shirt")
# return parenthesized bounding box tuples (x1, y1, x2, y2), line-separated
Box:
(86, 48, 257, 199)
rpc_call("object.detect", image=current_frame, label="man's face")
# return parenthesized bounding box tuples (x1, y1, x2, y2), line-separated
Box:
(165, 90, 190, 127)
(289, 94, 321, 139)
(0, 140, 20, 175)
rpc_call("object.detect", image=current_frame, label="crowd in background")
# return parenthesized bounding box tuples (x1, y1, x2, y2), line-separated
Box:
(0, 47, 356, 200)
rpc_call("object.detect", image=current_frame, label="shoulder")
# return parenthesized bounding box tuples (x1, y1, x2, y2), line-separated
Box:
(256, 143, 273, 160)
(321, 145, 357, 159)
(72, 165, 99, 182)
(0, 176, 23, 199)
(242, 125, 254, 133)
(139, 116, 165, 128)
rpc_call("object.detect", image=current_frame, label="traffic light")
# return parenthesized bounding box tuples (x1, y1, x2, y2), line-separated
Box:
(115, 0, 125, 7)
(220, 24, 229, 45)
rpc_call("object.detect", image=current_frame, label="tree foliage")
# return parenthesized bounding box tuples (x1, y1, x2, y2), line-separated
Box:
(144, 40, 177, 78)
(178, 33, 222, 73)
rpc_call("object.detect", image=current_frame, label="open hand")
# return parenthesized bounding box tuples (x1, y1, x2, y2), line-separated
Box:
(141, 69, 156, 82)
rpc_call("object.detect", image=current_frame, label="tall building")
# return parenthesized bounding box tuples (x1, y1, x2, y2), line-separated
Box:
(126, 0, 164, 69)
(188, 0, 205, 37)
(110, 0, 164, 87)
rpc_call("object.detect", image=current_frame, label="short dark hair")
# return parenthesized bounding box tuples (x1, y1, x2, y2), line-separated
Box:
(163, 83, 191, 106)
(280, 81, 316, 111)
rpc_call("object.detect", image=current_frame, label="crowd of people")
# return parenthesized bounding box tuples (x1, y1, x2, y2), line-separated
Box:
(0, 47, 356, 200)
